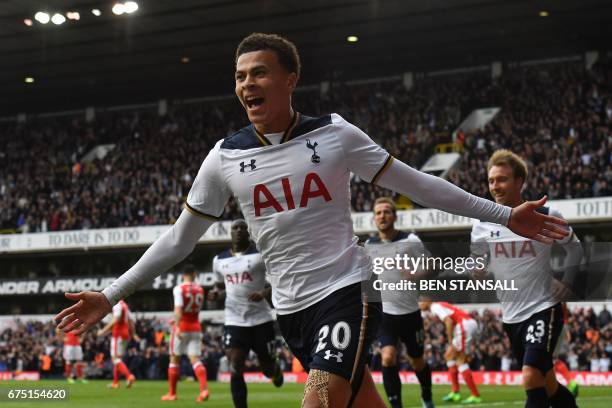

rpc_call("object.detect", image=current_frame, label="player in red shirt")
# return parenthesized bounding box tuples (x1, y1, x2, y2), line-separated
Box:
(56, 328, 87, 383)
(97, 299, 136, 388)
(162, 265, 209, 402)
(419, 300, 481, 404)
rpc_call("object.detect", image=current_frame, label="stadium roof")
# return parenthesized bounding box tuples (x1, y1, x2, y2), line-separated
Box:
(1, 0, 611, 115)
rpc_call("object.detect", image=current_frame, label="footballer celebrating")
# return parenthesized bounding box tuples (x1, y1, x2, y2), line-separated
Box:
(161, 265, 210, 402)
(56, 328, 87, 383)
(365, 197, 434, 408)
(418, 300, 481, 404)
(57, 33, 569, 408)
(97, 299, 136, 389)
(471, 150, 582, 408)
(210, 219, 283, 408)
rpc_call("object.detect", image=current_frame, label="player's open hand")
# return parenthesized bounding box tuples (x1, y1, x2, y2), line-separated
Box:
(508, 196, 569, 244)
(54, 291, 112, 335)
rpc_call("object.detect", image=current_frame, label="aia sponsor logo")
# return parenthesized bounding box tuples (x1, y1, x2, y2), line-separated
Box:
(253, 172, 332, 216)
(494, 241, 537, 258)
(225, 271, 253, 285)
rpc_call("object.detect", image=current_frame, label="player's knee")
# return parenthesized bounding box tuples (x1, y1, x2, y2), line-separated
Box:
(409, 356, 425, 371)
(381, 348, 397, 367)
(522, 366, 546, 389)
(303, 369, 351, 408)
(544, 369, 559, 396)
(302, 369, 331, 408)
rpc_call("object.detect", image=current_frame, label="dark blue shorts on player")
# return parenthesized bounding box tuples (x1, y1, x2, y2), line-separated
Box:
(378, 310, 425, 358)
(223, 320, 277, 361)
(503, 303, 564, 374)
(277, 282, 382, 394)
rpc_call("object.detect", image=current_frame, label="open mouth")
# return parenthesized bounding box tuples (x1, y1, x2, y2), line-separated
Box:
(245, 96, 265, 109)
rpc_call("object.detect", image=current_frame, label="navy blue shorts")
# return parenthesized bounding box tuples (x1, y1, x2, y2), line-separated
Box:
(277, 282, 382, 392)
(378, 310, 425, 359)
(223, 320, 277, 361)
(503, 303, 564, 372)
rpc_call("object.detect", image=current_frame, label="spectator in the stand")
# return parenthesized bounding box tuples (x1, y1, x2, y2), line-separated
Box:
(599, 305, 611, 328)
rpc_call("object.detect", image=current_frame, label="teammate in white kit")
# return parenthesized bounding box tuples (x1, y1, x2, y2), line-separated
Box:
(418, 300, 481, 404)
(364, 197, 434, 408)
(210, 219, 283, 408)
(56, 34, 569, 408)
(161, 265, 209, 402)
(470, 150, 582, 408)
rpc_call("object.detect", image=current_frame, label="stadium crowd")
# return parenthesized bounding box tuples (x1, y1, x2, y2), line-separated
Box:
(1, 59, 610, 233)
(1, 306, 610, 379)
(449, 61, 612, 201)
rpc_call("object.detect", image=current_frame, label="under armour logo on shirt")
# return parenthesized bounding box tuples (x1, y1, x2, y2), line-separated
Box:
(240, 159, 256, 172)
(323, 350, 343, 362)
(491, 231, 500, 237)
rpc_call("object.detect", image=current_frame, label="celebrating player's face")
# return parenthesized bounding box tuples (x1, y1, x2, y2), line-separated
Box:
(235, 50, 297, 132)
(488, 164, 523, 206)
(373, 203, 397, 232)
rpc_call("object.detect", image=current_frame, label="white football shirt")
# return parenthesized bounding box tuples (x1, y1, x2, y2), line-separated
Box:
(186, 113, 389, 314)
(471, 207, 573, 324)
(212, 246, 274, 327)
(365, 231, 425, 314)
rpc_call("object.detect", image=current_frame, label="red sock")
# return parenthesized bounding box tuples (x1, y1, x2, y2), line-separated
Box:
(168, 364, 179, 395)
(65, 363, 73, 378)
(448, 361, 460, 393)
(76, 363, 83, 379)
(459, 364, 480, 397)
(192, 362, 208, 392)
(113, 364, 119, 383)
(555, 359, 572, 384)
(117, 361, 131, 378)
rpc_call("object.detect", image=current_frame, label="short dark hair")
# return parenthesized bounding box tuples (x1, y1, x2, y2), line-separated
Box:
(182, 264, 196, 276)
(236, 33, 301, 77)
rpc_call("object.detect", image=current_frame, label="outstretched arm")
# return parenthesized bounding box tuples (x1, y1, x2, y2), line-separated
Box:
(376, 159, 567, 243)
(55, 210, 213, 334)
(334, 113, 568, 242)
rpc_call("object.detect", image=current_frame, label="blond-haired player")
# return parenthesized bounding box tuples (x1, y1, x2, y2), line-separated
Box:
(471, 150, 582, 408)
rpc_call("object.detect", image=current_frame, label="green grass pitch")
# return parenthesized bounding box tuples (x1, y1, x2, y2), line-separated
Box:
(2, 380, 611, 407)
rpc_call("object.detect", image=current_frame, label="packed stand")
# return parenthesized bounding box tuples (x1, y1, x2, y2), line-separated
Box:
(1, 60, 611, 233)
(449, 61, 612, 200)
(1, 306, 609, 380)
